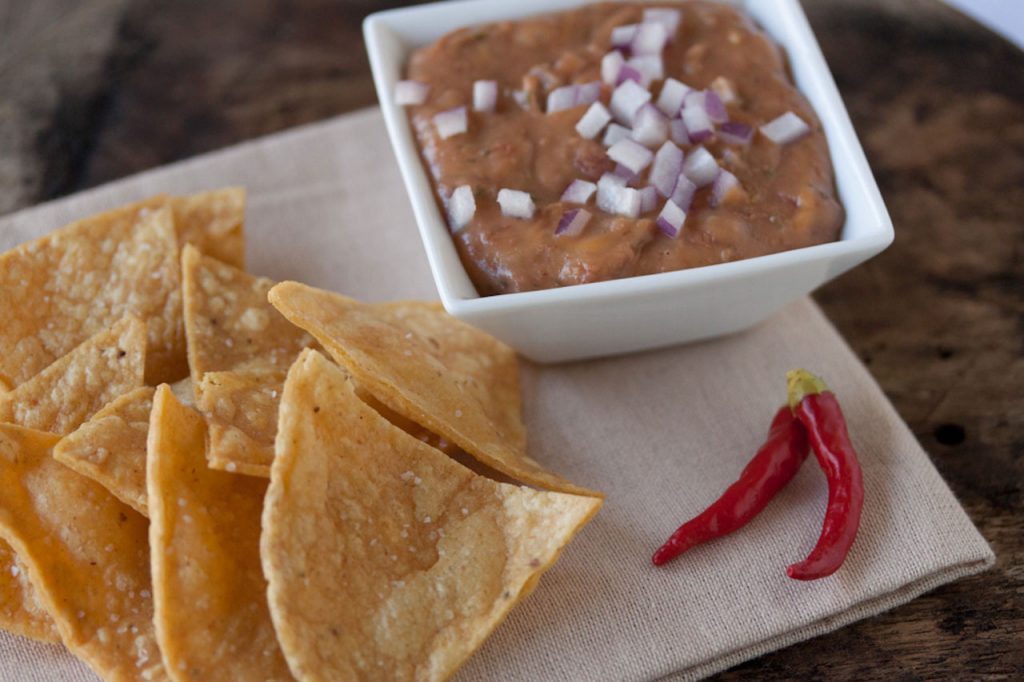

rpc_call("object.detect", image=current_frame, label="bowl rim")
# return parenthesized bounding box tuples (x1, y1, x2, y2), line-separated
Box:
(363, 0, 894, 317)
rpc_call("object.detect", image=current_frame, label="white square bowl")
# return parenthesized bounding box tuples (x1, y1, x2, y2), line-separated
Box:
(364, 0, 893, 363)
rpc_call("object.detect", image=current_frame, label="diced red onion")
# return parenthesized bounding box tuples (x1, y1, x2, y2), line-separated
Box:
(448, 185, 475, 231)
(710, 76, 738, 104)
(616, 64, 645, 86)
(612, 163, 634, 178)
(632, 22, 668, 55)
(656, 199, 687, 238)
(614, 163, 647, 187)
(643, 8, 682, 38)
(650, 141, 684, 197)
(599, 171, 627, 189)
(682, 99, 713, 142)
(561, 179, 598, 204)
(596, 174, 640, 217)
(547, 85, 579, 114)
(603, 123, 632, 147)
(472, 80, 497, 112)
(638, 186, 658, 213)
(556, 208, 592, 236)
(670, 174, 697, 211)
(760, 111, 810, 144)
(631, 104, 669, 148)
(601, 50, 625, 86)
(656, 78, 693, 117)
(718, 121, 753, 145)
(596, 174, 623, 213)
(608, 138, 654, 174)
(615, 187, 642, 218)
(511, 90, 529, 110)
(627, 55, 664, 86)
(395, 80, 429, 106)
(433, 107, 467, 139)
(682, 146, 719, 187)
(670, 118, 691, 146)
(576, 102, 612, 139)
(576, 81, 602, 106)
(497, 188, 535, 219)
(710, 169, 743, 207)
(611, 24, 639, 49)
(610, 80, 652, 125)
(703, 90, 728, 124)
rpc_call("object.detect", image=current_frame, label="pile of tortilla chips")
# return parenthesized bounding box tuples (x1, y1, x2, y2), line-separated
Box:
(0, 190, 602, 681)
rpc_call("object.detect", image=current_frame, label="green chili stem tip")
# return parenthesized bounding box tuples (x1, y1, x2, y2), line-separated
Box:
(786, 368, 829, 410)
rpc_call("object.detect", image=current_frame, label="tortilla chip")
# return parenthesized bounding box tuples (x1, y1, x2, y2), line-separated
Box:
(263, 350, 601, 681)
(0, 198, 184, 387)
(182, 245, 311, 475)
(0, 315, 146, 436)
(54, 386, 155, 516)
(0, 542, 60, 644)
(171, 187, 246, 269)
(198, 370, 285, 477)
(169, 376, 195, 407)
(268, 282, 600, 497)
(147, 385, 290, 680)
(0, 423, 166, 681)
(182, 244, 310, 380)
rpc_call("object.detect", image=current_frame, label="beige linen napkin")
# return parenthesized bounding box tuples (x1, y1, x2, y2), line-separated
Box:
(0, 108, 993, 682)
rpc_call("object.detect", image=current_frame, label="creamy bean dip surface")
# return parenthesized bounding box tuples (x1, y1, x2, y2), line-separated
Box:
(401, 1, 844, 295)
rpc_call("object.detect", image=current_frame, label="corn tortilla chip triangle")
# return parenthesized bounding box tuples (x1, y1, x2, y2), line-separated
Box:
(0, 542, 60, 644)
(198, 370, 285, 477)
(171, 187, 246, 269)
(0, 198, 184, 386)
(182, 244, 310, 380)
(0, 315, 146, 436)
(169, 376, 195, 407)
(147, 385, 291, 680)
(267, 282, 600, 497)
(263, 350, 602, 681)
(182, 244, 311, 475)
(54, 386, 156, 516)
(0, 423, 167, 681)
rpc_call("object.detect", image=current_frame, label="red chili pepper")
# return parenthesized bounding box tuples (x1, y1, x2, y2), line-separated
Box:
(785, 369, 864, 581)
(652, 406, 809, 566)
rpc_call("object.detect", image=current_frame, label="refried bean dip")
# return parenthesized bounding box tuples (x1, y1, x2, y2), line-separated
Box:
(399, 1, 844, 295)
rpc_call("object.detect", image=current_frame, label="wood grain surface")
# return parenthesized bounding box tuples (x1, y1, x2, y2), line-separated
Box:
(0, 0, 1020, 678)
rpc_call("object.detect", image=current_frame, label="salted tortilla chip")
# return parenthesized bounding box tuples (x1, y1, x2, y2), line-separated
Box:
(198, 370, 285, 477)
(171, 187, 246, 269)
(0, 542, 60, 644)
(268, 282, 600, 497)
(54, 386, 155, 516)
(182, 244, 310, 475)
(182, 244, 310, 380)
(0, 198, 184, 386)
(169, 376, 195, 407)
(263, 350, 601, 681)
(0, 423, 166, 681)
(0, 315, 146, 435)
(147, 385, 290, 680)
(354, 389, 519, 485)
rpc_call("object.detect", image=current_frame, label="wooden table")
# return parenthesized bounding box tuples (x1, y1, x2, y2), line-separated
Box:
(1, 0, 1020, 677)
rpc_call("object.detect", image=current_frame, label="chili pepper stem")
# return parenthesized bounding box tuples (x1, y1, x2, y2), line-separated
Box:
(786, 369, 828, 410)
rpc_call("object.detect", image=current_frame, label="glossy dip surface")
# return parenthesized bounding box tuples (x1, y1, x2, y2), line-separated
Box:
(406, 1, 843, 295)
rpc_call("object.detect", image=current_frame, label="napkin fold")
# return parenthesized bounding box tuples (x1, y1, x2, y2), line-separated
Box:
(0, 108, 993, 682)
